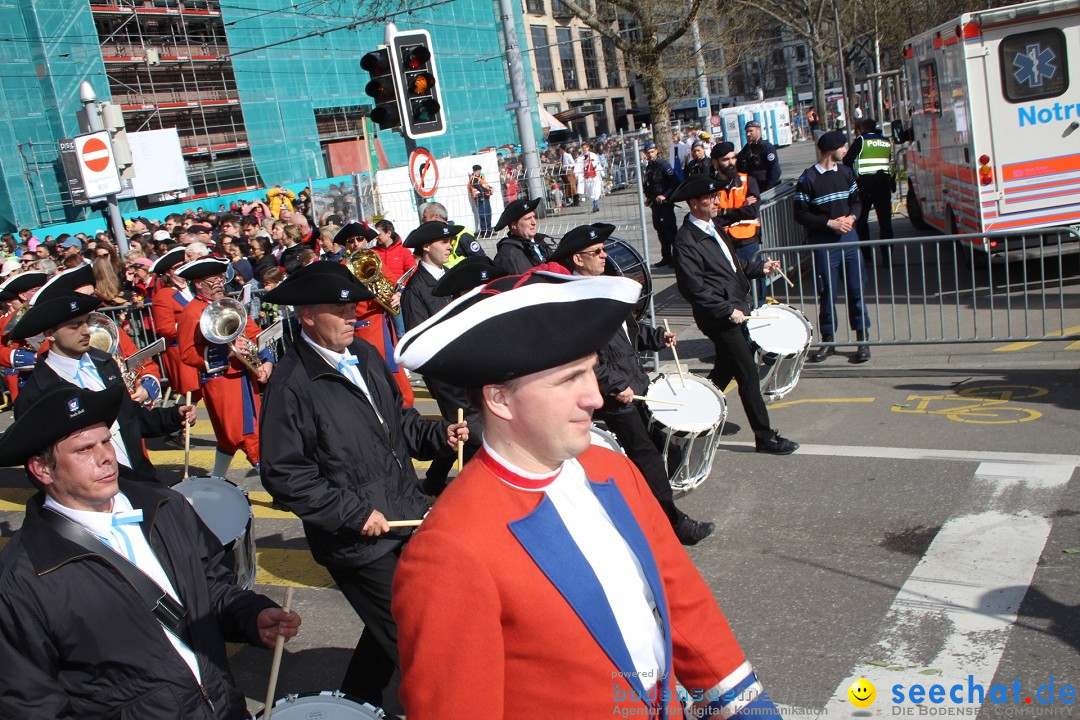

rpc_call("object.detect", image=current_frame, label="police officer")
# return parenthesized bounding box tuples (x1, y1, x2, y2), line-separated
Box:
(641, 141, 680, 268)
(736, 120, 782, 192)
(844, 117, 894, 264)
(683, 140, 713, 178)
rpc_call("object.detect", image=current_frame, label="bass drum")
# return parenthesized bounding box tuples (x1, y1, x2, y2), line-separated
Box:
(604, 238, 651, 320)
(256, 690, 384, 718)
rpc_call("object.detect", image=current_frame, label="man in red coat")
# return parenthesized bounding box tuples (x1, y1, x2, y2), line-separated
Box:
(393, 271, 781, 719)
(176, 257, 273, 477)
(150, 247, 201, 402)
(0, 271, 49, 404)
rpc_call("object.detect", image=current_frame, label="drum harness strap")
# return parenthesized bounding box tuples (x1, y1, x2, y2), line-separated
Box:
(40, 508, 191, 644)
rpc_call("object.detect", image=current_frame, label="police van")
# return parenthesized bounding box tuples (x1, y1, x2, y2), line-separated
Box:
(896, 0, 1080, 253)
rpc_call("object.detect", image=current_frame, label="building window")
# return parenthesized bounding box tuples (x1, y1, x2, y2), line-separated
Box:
(531, 26, 557, 92)
(602, 36, 621, 87)
(796, 45, 806, 62)
(525, 0, 545, 14)
(556, 27, 578, 90)
(551, 0, 573, 19)
(581, 30, 601, 89)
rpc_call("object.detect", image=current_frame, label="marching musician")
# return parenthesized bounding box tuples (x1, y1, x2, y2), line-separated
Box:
(392, 270, 782, 718)
(0, 383, 300, 719)
(550, 224, 715, 545)
(176, 257, 273, 478)
(258, 261, 467, 714)
(492, 197, 552, 274)
(150, 247, 202, 402)
(0, 271, 48, 403)
(11, 289, 195, 484)
(668, 175, 797, 455)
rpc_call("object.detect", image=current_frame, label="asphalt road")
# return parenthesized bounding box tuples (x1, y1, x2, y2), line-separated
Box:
(0, 136, 1075, 717)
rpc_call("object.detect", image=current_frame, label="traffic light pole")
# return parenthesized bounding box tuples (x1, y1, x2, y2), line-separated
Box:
(79, 82, 129, 255)
(497, 0, 545, 215)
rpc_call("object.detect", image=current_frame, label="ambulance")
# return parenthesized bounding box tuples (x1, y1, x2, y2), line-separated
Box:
(896, 0, 1080, 252)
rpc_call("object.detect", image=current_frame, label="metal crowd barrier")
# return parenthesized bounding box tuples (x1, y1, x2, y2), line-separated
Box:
(756, 229, 1079, 348)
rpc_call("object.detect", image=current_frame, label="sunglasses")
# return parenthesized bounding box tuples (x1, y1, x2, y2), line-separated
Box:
(577, 247, 607, 257)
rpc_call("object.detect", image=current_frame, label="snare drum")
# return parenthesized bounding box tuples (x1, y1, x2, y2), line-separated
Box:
(256, 690, 384, 718)
(589, 424, 624, 454)
(746, 304, 813, 403)
(644, 374, 727, 494)
(172, 477, 256, 590)
(604, 238, 651, 320)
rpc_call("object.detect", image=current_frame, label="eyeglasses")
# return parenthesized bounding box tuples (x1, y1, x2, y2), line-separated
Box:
(577, 247, 607, 257)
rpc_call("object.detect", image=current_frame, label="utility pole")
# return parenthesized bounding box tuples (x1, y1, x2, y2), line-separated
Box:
(832, 0, 852, 139)
(79, 82, 129, 255)
(691, 16, 709, 118)
(497, 0, 546, 212)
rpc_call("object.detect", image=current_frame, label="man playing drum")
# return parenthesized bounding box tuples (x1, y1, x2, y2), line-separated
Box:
(669, 175, 798, 455)
(550, 223, 714, 545)
(0, 383, 300, 719)
(392, 269, 782, 718)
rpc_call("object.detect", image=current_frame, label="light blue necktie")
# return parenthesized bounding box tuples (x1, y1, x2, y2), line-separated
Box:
(75, 356, 100, 390)
(337, 355, 360, 384)
(108, 510, 144, 562)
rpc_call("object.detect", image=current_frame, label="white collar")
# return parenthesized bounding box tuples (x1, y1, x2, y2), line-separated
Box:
(301, 330, 355, 372)
(44, 490, 134, 538)
(814, 163, 839, 174)
(481, 438, 564, 492)
(688, 213, 716, 234)
(46, 351, 91, 377)
(420, 260, 445, 280)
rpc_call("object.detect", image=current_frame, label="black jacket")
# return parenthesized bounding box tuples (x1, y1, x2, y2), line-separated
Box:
(259, 337, 445, 569)
(671, 215, 767, 337)
(736, 140, 781, 191)
(15, 349, 183, 484)
(493, 234, 552, 275)
(0, 480, 277, 719)
(280, 244, 305, 274)
(594, 317, 667, 416)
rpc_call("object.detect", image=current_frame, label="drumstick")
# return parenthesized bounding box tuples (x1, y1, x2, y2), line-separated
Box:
(387, 519, 424, 528)
(263, 586, 294, 720)
(183, 391, 192, 479)
(456, 408, 464, 470)
(770, 262, 795, 288)
(632, 395, 683, 406)
(749, 315, 781, 320)
(662, 319, 685, 387)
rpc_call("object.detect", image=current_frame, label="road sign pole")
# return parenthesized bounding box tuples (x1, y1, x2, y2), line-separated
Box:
(79, 82, 128, 255)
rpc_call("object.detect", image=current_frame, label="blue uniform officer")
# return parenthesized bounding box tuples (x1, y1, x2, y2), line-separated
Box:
(736, 120, 782, 192)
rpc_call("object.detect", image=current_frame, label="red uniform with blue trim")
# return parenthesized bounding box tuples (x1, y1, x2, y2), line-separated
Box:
(151, 286, 201, 400)
(177, 295, 268, 462)
(353, 298, 413, 408)
(393, 445, 780, 718)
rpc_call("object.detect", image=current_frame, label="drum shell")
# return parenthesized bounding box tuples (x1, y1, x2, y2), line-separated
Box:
(642, 374, 727, 494)
(255, 690, 385, 718)
(603, 238, 651, 320)
(172, 476, 256, 590)
(746, 304, 813, 403)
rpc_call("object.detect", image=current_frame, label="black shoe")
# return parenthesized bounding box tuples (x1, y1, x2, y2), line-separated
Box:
(853, 345, 871, 363)
(809, 345, 834, 363)
(755, 431, 799, 455)
(652, 259, 672, 269)
(674, 516, 715, 546)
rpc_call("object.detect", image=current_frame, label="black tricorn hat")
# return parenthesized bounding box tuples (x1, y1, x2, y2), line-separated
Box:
(335, 222, 379, 245)
(8, 290, 103, 340)
(668, 175, 724, 204)
(403, 221, 464, 250)
(549, 224, 616, 263)
(432, 256, 508, 298)
(262, 261, 374, 305)
(33, 264, 96, 304)
(150, 247, 187, 275)
(395, 271, 640, 388)
(0, 271, 47, 297)
(0, 384, 125, 467)
(177, 256, 229, 280)
(494, 197, 542, 232)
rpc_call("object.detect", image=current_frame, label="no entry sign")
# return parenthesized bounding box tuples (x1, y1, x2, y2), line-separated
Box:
(73, 131, 121, 198)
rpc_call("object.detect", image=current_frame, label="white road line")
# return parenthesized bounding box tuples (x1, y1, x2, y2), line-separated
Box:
(817, 460, 1063, 719)
(718, 441, 1080, 468)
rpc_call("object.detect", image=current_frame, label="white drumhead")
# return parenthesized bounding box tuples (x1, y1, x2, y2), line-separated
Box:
(589, 425, 623, 453)
(172, 477, 252, 546)
(645, 375, 726, 433)
(258, 691, 384, 718)
(747, 304, 812, 355)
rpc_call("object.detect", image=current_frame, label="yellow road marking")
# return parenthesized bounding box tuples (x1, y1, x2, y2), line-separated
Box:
(1067, 340, 1080, 351)
(255, 547, 335, 589)
(768, 397, 876, 409)
(993, 325, 1080, 352)
(0, 488, 34, 512)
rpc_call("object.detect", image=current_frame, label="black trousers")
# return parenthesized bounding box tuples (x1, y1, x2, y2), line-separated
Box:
(598, 403, 682, 525)
(327, 548, 404, 713)
(706, 324, 772, 438)
(651, 203, 677, 262)
(856, 172, 894, 264)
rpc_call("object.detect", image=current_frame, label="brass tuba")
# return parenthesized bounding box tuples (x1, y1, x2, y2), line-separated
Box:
(345, 249, 400, 316)
(86, 312, 159, 404)
(199, 298, 262, 374)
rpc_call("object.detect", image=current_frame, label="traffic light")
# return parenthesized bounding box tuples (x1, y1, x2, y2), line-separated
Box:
(362, 47, 401, 131)
(389, 30, 446, 139)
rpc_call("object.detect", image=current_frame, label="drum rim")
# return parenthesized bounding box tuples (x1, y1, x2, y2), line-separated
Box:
(645, 373, 727, 433)
(256, 689, 384, 718)
(748, 304, 813, 355)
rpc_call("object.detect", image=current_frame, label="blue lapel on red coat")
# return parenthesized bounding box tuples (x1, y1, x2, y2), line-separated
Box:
(508, 476, 672, 707)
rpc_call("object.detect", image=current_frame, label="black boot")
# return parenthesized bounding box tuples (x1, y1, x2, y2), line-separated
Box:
(674, 515, 715, 546)
(853, 330, 871, 363)
(809, 335, 834, 363)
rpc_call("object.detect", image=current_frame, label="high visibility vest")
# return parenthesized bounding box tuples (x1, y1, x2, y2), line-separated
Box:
(717, 174, 760, 240)
(855, 136, 892, 176)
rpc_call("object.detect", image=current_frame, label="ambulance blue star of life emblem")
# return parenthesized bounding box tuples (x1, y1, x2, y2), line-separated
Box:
(1014, 43, 1056, 88)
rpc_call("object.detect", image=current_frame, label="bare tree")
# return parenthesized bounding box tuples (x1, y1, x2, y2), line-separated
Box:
(553, 0, 709, 147)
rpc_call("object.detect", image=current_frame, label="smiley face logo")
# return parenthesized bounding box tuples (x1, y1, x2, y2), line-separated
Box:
(847, 678, 876, 708)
